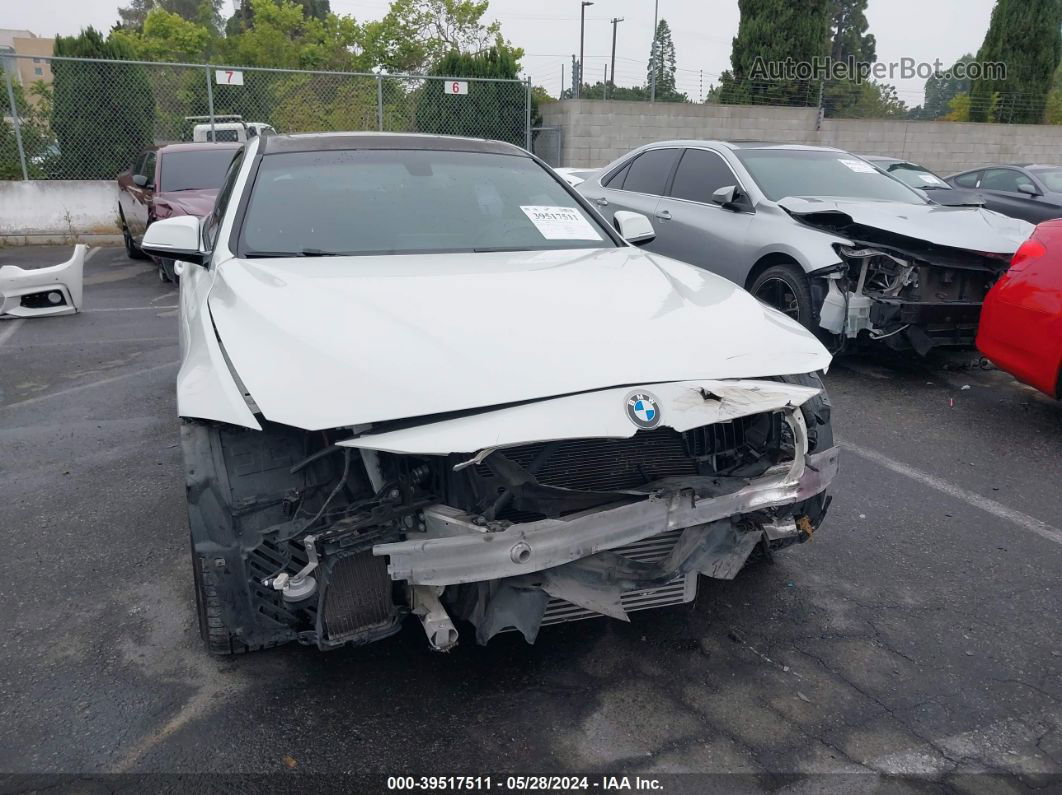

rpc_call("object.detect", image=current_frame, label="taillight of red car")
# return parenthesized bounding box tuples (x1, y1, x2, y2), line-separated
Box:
(1009, 238, 1046, 272)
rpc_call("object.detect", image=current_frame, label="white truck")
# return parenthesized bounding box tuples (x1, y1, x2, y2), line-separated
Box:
(186, 115, 276, 143)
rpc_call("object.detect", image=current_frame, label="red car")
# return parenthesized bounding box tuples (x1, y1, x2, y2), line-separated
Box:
(977, 220, 1062, 398)
(117, 142, 242, 281)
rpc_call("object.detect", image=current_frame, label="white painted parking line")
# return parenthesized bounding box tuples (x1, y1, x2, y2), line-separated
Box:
(0, 360, 178, 412)
(0, 319, 24, 349)
(85, 246, 100, 263)
(0, 335, 178, 350)
(840, 439, 1062, 547)
(83, 306, 179, 312)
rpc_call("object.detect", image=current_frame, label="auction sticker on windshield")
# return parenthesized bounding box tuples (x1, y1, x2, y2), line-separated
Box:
(839, 159, 877, 173)
(520, 206, 602, 240)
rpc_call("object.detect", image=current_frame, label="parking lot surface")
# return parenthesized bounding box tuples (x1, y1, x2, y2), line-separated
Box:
(2, 246, 1061, 787)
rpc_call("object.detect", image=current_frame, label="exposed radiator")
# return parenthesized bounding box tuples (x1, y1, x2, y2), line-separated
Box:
(321, 552, 397, 641)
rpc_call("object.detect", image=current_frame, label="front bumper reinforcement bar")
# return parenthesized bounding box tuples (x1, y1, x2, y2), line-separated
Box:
(374, 443, 839, 587)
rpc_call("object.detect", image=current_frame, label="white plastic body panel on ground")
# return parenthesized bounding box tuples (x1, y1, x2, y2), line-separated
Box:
(0, 245, 86, 317)
(340, 379, 820, 455)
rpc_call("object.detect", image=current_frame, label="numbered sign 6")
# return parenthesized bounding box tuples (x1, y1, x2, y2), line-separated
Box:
(444, 80, 469, 96)
(215, 69, 244, 86)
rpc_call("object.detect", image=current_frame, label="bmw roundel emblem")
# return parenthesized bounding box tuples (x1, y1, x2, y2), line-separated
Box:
(625, 390, 661, 430)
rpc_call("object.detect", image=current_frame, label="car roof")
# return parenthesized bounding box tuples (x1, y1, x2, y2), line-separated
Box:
(157, 142, 243, 154)
(655, 140, 845, 153)
(260, 131, 529, 157)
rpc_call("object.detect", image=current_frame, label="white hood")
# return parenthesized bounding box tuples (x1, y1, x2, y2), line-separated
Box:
(207, 247, 831, 431)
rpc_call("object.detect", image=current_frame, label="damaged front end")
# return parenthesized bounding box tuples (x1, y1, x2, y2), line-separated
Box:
(803, 220, 1014, 354)
(191, 377, 836, 653)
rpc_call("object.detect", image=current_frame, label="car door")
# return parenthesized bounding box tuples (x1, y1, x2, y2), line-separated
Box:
(118, 152, 145, 232)
(585, 148, 681, 229)
(977, 168, 1057, 223)
(127, 151, 156, 243)
(650, 147, 754, 283)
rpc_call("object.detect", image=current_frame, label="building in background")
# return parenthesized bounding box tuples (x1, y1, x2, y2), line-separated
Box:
(1, 29, 55, 103)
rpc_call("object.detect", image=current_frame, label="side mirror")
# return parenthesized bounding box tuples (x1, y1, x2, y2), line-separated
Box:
(142, 216, 207, 266)
(613, 211, 655, 245)
(132, 173, 149, 188)
(712, 185, 739, 207)
(1018, 183, 1040, 197)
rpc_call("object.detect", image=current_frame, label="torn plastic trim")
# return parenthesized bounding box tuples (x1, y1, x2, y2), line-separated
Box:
(374, 423, 835, 587)
(338, 379, 821, 457)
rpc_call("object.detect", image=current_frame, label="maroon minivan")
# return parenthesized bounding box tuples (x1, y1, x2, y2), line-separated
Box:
(117, 142, 242, 281)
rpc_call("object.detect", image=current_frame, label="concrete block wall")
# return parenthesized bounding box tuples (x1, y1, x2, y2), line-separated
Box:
(539, 100, 1062, 176)
(0, 180, 120, 243)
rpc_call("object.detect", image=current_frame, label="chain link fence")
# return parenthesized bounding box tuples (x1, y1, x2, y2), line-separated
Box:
(1, 55, 531, 180)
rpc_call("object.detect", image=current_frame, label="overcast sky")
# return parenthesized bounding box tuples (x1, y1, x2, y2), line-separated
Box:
(6, 0, 997, 105)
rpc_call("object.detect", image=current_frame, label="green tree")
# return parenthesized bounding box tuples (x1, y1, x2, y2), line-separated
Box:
(910, 53, 974, 119)
(220, 0, 363, 70)
(969, 0, 1062, 123)
(1045, 61, 1062, 123)
(51, 28, 154, 178)
(118, 0, 225, 32)
(226, 0, 332, 35)
(822, 0, 875, 116)
(414, 47, 535, 147)
(718, 0, 830, 107)
(361, 0, 503, 74)
(110, 8, 215, 61)
(0, 81, 55, 179)
(647, 19, 684, 100)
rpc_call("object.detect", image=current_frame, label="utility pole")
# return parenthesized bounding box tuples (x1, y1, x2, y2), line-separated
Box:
(649, 0, 659, 103)
(571, 54, 578, 99)
(561, 62, 565, 100)
(609, 16, 623, 101)
(579, 1, 594, 100)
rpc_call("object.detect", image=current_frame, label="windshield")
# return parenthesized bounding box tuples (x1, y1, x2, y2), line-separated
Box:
(885, 163, 951, 190)
(160, 149, 239, 192)
(238, 149, 614, 257)
(736, 149, 927, 204)
(1032, 167, 1062, 192)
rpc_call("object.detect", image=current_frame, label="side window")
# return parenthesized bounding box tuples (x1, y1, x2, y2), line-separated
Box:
(980, 169, 1027, 192)
(204, 151, 244, 251)
(953, 171, 980, 188)
(669, 149, 738, 204)
(620, 148, 681, 196)
(141, 152, 156, 185)
(132, 153, 147, 177)
(602, 159, 632, 188)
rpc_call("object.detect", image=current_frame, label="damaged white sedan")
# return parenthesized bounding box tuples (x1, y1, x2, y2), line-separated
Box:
(142, 132, 837, 654)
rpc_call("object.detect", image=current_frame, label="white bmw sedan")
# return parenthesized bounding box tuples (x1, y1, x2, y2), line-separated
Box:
(141, 131, 837, 655)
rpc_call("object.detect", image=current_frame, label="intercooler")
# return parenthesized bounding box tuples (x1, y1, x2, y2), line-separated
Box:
(539, 529, 698, 627)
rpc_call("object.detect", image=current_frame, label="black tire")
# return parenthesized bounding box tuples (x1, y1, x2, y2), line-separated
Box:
(157, 258, 178, 284)
(750, 263, 815, 330)
(183, 420, 322, 655)
(191, 538, 266, 655)
(120, 209, 149, 261)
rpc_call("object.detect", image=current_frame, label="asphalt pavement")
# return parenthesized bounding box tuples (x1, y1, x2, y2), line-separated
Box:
(1, 245, 1060, 790)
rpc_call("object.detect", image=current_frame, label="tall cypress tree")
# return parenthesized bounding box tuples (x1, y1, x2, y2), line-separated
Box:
(647, 19, 684, 101)
(718, 0, 830, 106)
(969, 0, 1062, 123)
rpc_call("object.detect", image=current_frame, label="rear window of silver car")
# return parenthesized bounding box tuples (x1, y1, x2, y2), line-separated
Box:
(238, 149, 617, 257)
(736, 149, 927, 204)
